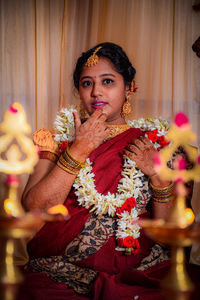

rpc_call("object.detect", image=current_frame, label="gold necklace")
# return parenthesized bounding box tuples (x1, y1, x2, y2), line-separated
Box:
(106, 124, 130, 139)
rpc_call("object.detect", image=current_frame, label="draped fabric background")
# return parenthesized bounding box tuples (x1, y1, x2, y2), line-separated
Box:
(0, 0, 200, 264)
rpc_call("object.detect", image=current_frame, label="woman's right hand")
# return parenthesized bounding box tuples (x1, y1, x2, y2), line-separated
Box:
(22, 110, 108, 211)
(70, 108, 110, 159)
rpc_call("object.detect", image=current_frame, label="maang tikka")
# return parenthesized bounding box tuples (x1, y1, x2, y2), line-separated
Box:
(85, 46, 103, 67)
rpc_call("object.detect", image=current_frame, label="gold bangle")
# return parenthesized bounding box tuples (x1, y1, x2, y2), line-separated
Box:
(150, 181, 174, 203)
(59, 155, 77, 170)
(58, 156, 79, 173)
(65, 147, 87, 169)
(57, 160, 79, 175)
(63, 152, 82, 169)
(149, 181, 174, 193)
(152, 195, 173, 203)
(39, 151, 59, 163)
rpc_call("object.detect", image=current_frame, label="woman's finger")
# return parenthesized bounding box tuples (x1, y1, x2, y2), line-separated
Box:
(125, 147, 137, 155)
(89, 108, 104, 120)
(138, 136, 147, 144)
(130, 139, 145, 149)
(129, 144, 142, 155)
(98, 112, 107, 122)
(73, 112, 82, 131)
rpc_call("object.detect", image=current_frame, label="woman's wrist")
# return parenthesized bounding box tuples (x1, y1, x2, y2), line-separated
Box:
(57, 145, 88, 175)
(68, 142, 89, 163)
(149, 179, 174, 203)
(149, 173, 171, 188)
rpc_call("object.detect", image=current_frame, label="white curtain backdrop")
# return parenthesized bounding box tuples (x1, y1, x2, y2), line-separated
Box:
(0, 0, 200, 264)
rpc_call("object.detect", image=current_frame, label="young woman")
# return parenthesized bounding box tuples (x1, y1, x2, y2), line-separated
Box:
(20, 42, 178, 300)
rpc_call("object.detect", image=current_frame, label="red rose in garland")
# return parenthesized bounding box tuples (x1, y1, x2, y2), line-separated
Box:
(123, 236, 135, 247)
(116, 207, 122, 218)
(131, 239, 140, 254)
(116, 197, 137, 217)
(120, 197, 137, 213)
(157, 135, 170, 148)
(146, 129, 158, 143)
(123, 236, 140, 251)
(60, 141, 68, 153)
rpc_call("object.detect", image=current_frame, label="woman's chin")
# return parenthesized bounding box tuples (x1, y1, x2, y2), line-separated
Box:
(106, 117, 125, 125)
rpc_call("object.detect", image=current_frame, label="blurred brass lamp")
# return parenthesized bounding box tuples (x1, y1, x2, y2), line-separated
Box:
(0, 103, 69, 300)
(141, 112, 200, 300)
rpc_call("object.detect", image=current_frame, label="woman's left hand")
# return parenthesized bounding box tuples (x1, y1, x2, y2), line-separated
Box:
(124, 136, 156, 176)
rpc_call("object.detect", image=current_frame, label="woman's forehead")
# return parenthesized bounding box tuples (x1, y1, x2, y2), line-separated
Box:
(80, 57, 119, 79)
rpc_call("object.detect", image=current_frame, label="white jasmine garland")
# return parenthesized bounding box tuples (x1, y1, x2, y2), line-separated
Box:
(54, 107, 169, 252)
(128, 117, 169, 150)
(74, 156, 144, 216)
(54, 106, 77, 143)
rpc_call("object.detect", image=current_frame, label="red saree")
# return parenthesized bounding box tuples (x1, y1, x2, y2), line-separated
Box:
(17, 128, 200, 300)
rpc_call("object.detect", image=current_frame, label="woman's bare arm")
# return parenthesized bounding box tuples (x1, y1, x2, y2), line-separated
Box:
(22, 159, 78, 211)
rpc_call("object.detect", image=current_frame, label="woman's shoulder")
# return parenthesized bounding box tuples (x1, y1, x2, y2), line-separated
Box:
(33, 128, 60, 156)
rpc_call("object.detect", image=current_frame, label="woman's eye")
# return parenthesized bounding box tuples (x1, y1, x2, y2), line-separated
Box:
(103, 78, 114, 85)
(82, 81, 92, 87)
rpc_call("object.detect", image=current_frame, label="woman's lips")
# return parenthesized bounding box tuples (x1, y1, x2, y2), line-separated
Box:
(91, 101, 107, 109)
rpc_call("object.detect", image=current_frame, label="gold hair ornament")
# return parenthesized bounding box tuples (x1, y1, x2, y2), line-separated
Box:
(85, 46, 103, 67)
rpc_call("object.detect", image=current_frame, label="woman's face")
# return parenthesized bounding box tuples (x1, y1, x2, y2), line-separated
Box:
(79, 58, 129, 125)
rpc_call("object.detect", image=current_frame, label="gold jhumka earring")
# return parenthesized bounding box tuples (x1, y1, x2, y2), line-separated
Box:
(122, 97, 132, 117)
(122, 80, 136, 117)
(85, 46, 103, 67)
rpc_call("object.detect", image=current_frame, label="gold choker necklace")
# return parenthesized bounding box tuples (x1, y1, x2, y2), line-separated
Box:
(106, 124, 130, 139)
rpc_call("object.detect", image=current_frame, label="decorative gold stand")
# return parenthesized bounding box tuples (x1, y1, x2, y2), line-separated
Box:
(162, 246, 193, 300)
(0, 103, 69, 300)
(141, 113, 200, 300)
(141, 219, 200, 300)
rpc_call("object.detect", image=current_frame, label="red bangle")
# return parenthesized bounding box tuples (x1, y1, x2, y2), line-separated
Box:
(39, 151, 59, 163)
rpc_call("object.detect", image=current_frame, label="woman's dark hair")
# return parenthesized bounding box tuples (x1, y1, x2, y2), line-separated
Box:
(73, 42, 136, 90)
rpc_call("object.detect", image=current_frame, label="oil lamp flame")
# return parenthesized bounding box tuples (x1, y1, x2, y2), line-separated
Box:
(184, 208, 195, 225)
(47, 204, 69, 216)
(4, 198, 15, 215)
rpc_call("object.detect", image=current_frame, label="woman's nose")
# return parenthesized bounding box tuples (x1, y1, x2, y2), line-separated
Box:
(91, 83, 102, 98)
